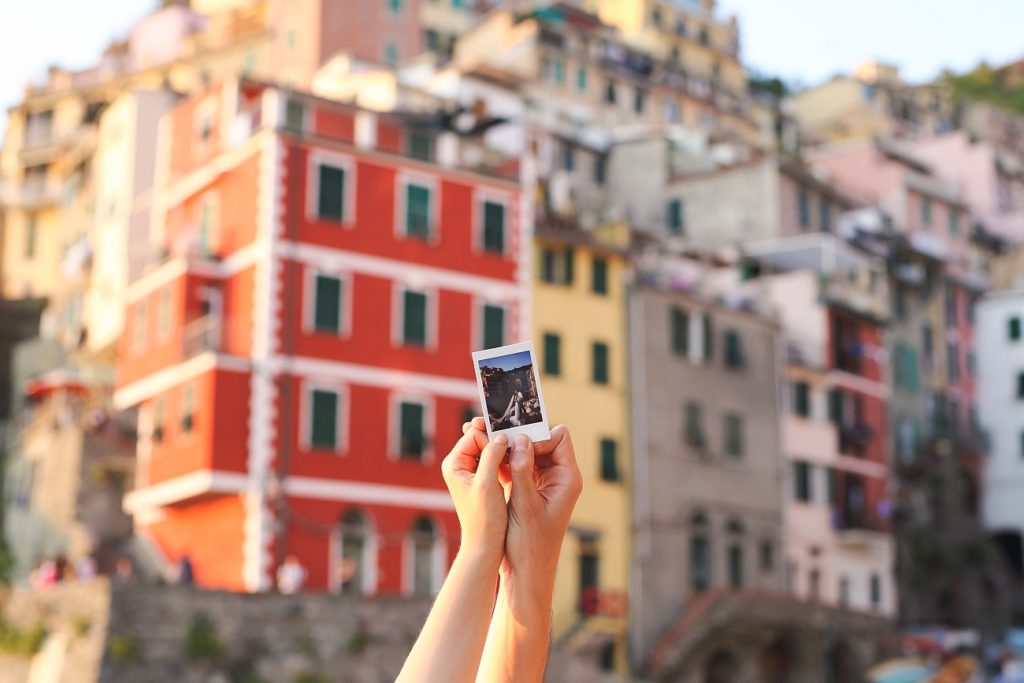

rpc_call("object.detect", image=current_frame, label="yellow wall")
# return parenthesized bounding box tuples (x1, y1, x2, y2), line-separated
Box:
(531, 234, 631, 666)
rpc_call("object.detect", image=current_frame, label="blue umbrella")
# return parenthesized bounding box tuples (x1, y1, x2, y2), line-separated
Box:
(868, 658, 935, 683)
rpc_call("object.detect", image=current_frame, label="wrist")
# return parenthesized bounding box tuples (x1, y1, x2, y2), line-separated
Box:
(455, 542, 504, 573)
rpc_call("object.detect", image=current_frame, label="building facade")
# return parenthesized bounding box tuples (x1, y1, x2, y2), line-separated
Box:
(114, 79, 527, 593)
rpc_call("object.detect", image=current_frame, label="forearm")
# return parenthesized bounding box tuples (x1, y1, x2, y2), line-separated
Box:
(396, 550, 500, 683)
(476, 573, 556, 683)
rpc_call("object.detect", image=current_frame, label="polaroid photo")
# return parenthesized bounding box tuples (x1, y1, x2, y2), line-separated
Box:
(471, 341, 551, 443)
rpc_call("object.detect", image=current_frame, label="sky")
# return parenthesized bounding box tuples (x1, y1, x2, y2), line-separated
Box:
(2, 1, 1023, 139)
(479, 350, 533, 372)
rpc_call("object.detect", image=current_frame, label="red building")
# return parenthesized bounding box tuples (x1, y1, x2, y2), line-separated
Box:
(114, 79, 526, 593)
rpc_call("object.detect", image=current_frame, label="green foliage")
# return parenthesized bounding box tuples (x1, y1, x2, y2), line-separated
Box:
(108, 634, 141, 662)
(184, 614, 225, 661)
(345, 630, 370, 655)
(947, 62, 1024, 116)
(0, 620, 47, 657)
(293, 674, 330, 683)
(72, 616, 91, 638)
(747, 68, 792, 100)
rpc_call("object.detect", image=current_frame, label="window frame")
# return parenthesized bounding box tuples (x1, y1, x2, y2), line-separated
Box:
(592, 341, 610, 385)
(302, 382, 349, 454)
(393, 284, 436, 349)
(473, 189, 513, 257)
(723, 412, 744, 458)
(389, 393, 435, 462)
(543, 332, 561, 376)
(591, 256, 609, 295)
(305, 268, 352, 337)
(599, 437, 620, 482)
(395, 172, 439, 242)
(306, 149, 357, 225)
(475, 299, 508, 351)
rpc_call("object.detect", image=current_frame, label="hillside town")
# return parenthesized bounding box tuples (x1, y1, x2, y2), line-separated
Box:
(1, 1, 1024, 681)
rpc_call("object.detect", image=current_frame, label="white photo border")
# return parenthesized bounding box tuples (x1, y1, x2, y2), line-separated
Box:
(471, 341, 551, 443)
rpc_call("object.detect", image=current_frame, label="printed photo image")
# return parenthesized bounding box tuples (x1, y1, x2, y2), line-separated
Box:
(471, 341, 551, 443)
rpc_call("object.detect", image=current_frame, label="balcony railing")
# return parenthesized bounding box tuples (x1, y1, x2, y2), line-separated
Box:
(0, 178, 63, 208)
(182, 316, 223, 357)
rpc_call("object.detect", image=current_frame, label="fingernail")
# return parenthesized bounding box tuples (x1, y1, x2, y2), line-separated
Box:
(513, 435, 529, 452)
(494, 434, 508, 446)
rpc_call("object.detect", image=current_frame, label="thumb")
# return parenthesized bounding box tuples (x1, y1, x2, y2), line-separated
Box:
(509, 435, 540, 506)
(476, 434, 508, 488)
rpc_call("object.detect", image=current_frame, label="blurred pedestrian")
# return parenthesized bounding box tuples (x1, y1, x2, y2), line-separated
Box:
(276, 554, 306, 594)
(74, 555, 97, 581)
(178, 555, 194, 586)
(114, 556, 135, 584)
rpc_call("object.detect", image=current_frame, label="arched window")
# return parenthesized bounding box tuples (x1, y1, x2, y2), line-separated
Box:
(690, 509, 710, 593)
(410, 517, 440, 597)
(336, 509, 375, 595)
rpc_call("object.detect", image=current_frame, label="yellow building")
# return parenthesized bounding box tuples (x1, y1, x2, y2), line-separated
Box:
(532, 221, 632, 672)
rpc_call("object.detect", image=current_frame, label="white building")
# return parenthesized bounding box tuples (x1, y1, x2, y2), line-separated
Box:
(977, 289, 1024, 572)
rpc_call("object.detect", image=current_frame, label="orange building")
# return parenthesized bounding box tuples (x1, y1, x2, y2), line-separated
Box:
(114, 79, 527, 593)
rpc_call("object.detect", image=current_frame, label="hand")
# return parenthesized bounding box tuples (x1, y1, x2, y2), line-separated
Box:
(441, 424, 509, 566)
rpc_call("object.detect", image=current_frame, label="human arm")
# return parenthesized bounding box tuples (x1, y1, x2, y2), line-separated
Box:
(395, 429, 509, 683)
(474, 421, 584, 683)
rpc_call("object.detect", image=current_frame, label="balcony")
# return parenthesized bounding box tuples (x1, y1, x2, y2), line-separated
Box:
(838, 423, 873, 457)
(0, 178, 63, 208)
(833, 507, 888, 547)
(783, 414, 838, 462)
(820, 274, 889, 322)
(183, 316, 224, 357)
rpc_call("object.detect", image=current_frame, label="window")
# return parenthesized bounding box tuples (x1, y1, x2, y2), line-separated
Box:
(317, 164, 347, 222)
(181, 384, 195, 434)
(690, 534, 710, 593)
(820, 199, 831, 232)
(592, 257, 608, 295)
(893, 285, 907, 320)
(921, 196, 932, 226)
(398, 400, 427, 459)
(578, 541, 599, 614)
(384, 42, 398, 66)
(671, 306, 689, 356)
(828, 388, 843, 424)
(685, 401, 705, 448)
(727, 545, 744, 588)
(793, 382, 811, 417)
(338, 510, 370, 595)
(698, 26, 709, 45)
(553, 58, 565, 84)
(809, 569, 821, 599)
(945, 287, 958, 325)
(411, 517, 437, 596)
(594, 155, 607, 185)
(839, 576, 850, 606)
(947, 342, 959, 383)
(667, 198, 684, 234)
(401, 290, 428, 347)
(310, 389, 339, 450)
(702, 312, 713, 361)
(599, 438, 619, 481)
(604, 80, 616, 104)
(922, 324, 934, 362)
(797, 187, 810, 229)
(482, 304, 505, 350)
(198, 197, 216, 256)
(651, 7, 662, 26)
(404, 183, 431, 239)
(870, 573, 882, 608)
(562, 143, 574, 171)
(153, 397, 165, 444)
(158, 287, 171, 340)
(24, 216, 37, 259)
(760, 541, 774, 571)
(563, 247, 575, 285)
(592, 342, 609, 385)
(540, 247, 557, 283)
(543, 333, 561, 376)
(408, 129, 431, 161)
(634, 88, 647, 115)
(1017, 371, 1024, 399)
(314, 274, 343, 333)
(794, 461, 812, 502)
(949, 207, 960, 235)
(1010, 317, 1022, 341)
(723, 413, 744, 458)
(284, 99, 305, 132)
(482, 200, 505, 254)
(134, 302, 147, 354)
(662, 97, 680, 123)
(388, 0, 402, 13)
(576, 66, 587, 91)
(723, 330, 744, 369)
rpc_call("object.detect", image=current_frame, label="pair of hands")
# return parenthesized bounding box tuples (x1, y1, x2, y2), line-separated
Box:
(441, 418, 583, 588)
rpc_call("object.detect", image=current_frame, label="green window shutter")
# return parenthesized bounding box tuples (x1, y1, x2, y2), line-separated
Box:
(922, 197, 932, 226)
(388, 0, 402, 13)
(793, 382, 810, 417)
(906, 347, 919, 392)
(563, 247, 575, 285)
(592, 342, 609, 385)
(1010, 317, 1022, 341)
(311, 389, 338, 449)
(408, 129, 431, 161)
(724, 414, 744, 457)
(403, 290, 428, 346)
(667, 199, 683, 233)
(540, 248, 557, 283)
(724, 330, 744, 368)
(577, 66, 587, 91)
(285, 99, 305, 132)
(318, 165, 346, 221)
(703, 312, 713, 361)
(599, 438, 619, 481)
(671, 306, 689, 356)
(591, 257, 608, 295)
(483, 201, 505, 254)
(820, 199, 831, 232)
(828, 388, 843, 424)
(482, 304, 504, 349)
(690, 536, 709, 592)
(728, 545, 744, 588)
(543, 333, 561, 376)
(949, 207, 959, 234)
(314, 275, 342, 332)
(794, 461, 812, 502)
(554, 58, 565, 83)
(685, 402, 704, 447)
(798, 187, 810, 228)
(399, 401, 425, 458)
(405, 184, 431, 239)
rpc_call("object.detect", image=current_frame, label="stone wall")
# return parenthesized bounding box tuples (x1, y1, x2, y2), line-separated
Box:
(0, 579, 633, 683)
